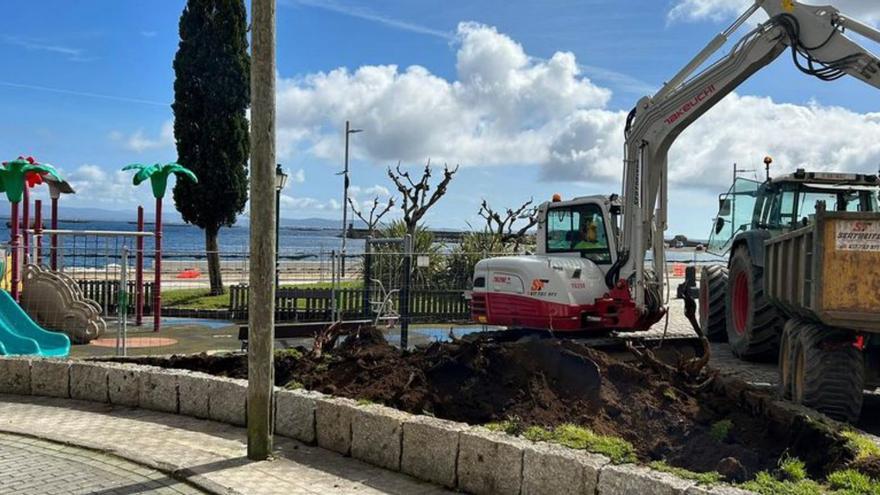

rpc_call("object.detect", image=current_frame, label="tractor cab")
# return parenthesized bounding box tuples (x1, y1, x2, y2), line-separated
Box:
(708, 169, 879, 255)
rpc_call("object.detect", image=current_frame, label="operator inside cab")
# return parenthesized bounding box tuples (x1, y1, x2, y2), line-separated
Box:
(546, 204, 611, 263)
(575, 216, 601, 250)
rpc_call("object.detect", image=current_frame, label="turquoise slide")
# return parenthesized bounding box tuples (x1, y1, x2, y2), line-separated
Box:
(0, 290, 70, 357)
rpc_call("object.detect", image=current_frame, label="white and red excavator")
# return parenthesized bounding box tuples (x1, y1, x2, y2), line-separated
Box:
(471, 0, 880, 335)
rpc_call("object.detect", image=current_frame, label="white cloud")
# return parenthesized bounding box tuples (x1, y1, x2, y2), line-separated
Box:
(668, 0, 880, 23)
(118, 19, 879, 214)
(292, 168, 306, 183)
(349, 184, 390, 199)
(543, 94, 880, 188)
(279, 194, 341, 211)
(275, 22, 609, 166)
(24, 164, 153, 209)
(541, 109, 626, 182)
(273, 19, 880, 193)
(668, 94, 880, 188)
(113, 119, 175, 153)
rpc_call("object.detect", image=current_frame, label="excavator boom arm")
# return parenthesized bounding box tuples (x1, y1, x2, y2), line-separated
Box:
(617, 0, 880, 309)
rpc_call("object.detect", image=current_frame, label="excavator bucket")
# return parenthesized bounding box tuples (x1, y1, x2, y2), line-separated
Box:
(515, 339, 602, 400)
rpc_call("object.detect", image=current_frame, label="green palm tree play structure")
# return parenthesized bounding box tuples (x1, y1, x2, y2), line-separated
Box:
(122, 162, 198, 331)
(0, 157, 64, 301)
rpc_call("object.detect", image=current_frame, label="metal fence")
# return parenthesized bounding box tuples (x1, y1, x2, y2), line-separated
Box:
(2, 220, 726, 357)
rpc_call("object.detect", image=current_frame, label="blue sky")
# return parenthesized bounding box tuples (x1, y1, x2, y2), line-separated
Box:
(2, 0, 879, 238)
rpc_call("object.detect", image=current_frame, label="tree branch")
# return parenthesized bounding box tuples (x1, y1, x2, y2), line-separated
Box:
(386, 160, 459, 234)
(348, 195, 395, 235)
(478, 197, 537, 249)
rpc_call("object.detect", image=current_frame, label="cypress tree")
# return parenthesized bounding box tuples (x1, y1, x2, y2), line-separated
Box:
(172, 0, 250, 295)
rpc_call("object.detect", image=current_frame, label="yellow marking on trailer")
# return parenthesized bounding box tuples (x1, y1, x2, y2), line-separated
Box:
(782, 0, 795, 13)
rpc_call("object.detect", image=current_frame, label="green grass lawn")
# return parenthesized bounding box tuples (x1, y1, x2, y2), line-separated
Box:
(162, 288, 230, 310)
(163, 281, 364, 310)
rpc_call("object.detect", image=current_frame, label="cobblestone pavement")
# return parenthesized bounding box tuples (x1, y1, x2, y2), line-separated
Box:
(659, 298, 880, 442)
(0, 433, 204, 495)
(0, 395, 450, 495)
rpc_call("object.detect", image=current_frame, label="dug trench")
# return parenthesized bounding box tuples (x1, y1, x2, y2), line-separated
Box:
(118, 329, 860, 483)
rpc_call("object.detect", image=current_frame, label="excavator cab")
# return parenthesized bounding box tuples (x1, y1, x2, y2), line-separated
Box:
(536, 195, 617, 268)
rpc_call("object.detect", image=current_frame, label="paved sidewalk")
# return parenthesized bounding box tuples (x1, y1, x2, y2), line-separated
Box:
(0, 394, 451, 495)
(0, 433, 204, 495)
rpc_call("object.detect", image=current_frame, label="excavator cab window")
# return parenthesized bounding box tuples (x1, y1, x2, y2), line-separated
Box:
(546, 204, 611, 263)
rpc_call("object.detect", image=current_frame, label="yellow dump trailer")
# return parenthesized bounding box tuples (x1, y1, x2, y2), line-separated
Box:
(766, 207, 880, 422)
(765, 209, 880, 332)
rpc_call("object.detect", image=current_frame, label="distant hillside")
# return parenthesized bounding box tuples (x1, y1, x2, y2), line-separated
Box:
(278, 217, 350, 230)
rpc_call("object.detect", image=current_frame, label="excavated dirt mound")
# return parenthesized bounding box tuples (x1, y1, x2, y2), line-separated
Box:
(123, 328, 854, 480)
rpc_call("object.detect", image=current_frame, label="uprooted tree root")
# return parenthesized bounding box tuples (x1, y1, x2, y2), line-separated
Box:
(625, 337, 716, 392)
(624, 293, 717, 391)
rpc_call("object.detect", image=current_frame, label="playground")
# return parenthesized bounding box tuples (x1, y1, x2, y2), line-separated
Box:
(0, 157, 201, 358)
(0, 155, 532, 359)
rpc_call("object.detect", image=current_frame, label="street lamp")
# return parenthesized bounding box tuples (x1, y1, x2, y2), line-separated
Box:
(275, 164, 288, 288)
(340, 120, 362, 276)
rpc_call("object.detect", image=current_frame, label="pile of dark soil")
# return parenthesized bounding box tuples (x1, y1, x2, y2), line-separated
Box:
(121, 328, 855, 480)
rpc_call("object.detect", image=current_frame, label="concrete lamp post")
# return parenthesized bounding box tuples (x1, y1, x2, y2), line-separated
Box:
(122, 162, 198, 332)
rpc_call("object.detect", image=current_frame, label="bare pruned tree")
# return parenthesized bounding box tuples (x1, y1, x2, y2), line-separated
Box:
(478, 198, 538, 251)
(387, 160, 459, 236)
(348, 195, 395, 236)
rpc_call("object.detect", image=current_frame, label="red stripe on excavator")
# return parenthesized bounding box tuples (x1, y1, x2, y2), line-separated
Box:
(471, 286, 663, 332)
(472, 292, 584, 331)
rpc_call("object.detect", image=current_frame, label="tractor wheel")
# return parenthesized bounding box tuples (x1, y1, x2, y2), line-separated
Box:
(699, 264, 728, 342)
(791, 320, 865, 422)
(778, 319, 800, 399)
(725, 245, 782, 361)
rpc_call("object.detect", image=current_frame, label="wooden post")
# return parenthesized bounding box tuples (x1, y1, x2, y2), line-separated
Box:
(136, 206, 145, 327)
(248, 0, 276, 461)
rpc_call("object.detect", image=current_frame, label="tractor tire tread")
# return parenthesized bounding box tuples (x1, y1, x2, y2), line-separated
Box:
(798, 321, 864, 423)
(726, 246, 782, 361)
(700, 264, 728, 342)
(778, 318, 800, 400)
